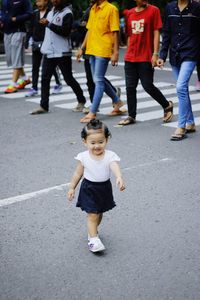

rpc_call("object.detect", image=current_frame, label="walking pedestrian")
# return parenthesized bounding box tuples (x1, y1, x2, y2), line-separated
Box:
(157, 0, 200, 140)
(80, 1, 122, 114)
(67, 119, 125, 253)
(76, 0, 124, 123)
(25, 0, 63, 97)
(31, 0, 86, 115)
(118, 0, 173, 126)
(0, 0, 32, 93)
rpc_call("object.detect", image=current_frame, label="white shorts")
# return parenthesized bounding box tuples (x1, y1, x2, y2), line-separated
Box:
(4, 32, 26, 68)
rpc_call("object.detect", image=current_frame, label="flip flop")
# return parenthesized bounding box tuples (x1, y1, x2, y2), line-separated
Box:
(107, 108, 127, 116)
(170, 133, 187, 141)
(118, 116, 135, 126)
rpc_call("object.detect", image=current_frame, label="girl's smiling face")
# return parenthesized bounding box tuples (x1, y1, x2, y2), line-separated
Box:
(84, 130, 108, 157)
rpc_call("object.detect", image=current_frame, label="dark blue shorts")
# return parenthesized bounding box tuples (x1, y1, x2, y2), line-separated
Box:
(76, 178, 116, 213)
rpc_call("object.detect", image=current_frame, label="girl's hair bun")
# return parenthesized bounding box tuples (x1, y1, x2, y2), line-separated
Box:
(81, 119, 111, 139)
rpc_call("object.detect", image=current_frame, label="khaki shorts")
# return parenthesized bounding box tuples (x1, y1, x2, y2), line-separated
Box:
(4, 32, 26, 68)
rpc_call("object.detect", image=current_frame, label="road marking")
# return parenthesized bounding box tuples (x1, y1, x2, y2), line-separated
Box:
(0, 63, 199, 129)
(0, 184, 67, 208)
(0, 158, 172, 208)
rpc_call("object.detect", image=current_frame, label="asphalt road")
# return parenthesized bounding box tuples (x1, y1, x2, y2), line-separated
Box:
(0, 50, 200, 300)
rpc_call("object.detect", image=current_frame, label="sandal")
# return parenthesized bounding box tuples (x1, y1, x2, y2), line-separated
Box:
(185, 124, 196, 133)
(118, 116, 135, 126)
(163, 101, 173, 123)
(108, 108, 127, 116)
(170, 128, 187, 141)
(80, 113, 96, 123)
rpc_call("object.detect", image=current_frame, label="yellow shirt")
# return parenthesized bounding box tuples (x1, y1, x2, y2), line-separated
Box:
(86, 1, 119, 58)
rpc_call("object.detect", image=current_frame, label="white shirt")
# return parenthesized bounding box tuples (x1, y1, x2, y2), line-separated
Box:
(75, 150, 120, 182)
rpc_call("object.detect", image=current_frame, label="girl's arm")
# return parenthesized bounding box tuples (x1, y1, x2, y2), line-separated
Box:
(67, 161, 84, 201)
(110, 161, 125, 191)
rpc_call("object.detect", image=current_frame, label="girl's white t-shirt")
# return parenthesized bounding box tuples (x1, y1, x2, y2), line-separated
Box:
(75, 150, 120, 182)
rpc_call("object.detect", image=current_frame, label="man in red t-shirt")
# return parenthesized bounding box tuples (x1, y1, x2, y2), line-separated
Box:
(119, 0, 174, 125)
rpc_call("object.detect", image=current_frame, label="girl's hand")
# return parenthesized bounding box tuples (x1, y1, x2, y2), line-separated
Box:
(67, 188, 75, 201)
(116, 177, 125, 191)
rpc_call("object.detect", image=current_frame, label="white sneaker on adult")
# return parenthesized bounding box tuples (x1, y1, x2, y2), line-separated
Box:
(88, 237, 105, 252)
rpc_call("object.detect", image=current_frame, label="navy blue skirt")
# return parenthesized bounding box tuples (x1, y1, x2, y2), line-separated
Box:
(76, 178, 116, 213)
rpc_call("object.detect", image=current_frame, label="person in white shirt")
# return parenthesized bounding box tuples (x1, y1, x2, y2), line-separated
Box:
(67, 119, 125, 253)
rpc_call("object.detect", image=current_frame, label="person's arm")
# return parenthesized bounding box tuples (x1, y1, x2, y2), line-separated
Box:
(157, 5, 171, 68)
(152, 29, 160, 67)
(12, 0, 33, 23)
(110, 161, 125, 191)
(110, 31, 119, 66)
(67, 161, 84, 201)
(76, 30, 89, 61)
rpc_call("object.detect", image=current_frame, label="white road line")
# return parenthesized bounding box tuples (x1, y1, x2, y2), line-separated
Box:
(0, 158, 172, 208)
(0, 184, 67, 208)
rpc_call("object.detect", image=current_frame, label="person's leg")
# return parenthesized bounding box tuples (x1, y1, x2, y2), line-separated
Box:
(87, 213, 105, 252)
(11, 32, 30, 88)
(97, 213, 103, 226)
(58, 56, 86, 104)
(124, 61, 138, 119)
(40, 56, 56, 111)
(84, 57, 95, 102)
(139, 62, 169, 109)
(32, 50, 42, 91)
(12, 68, 24, 83)
(87, 213, 101, 238)
(89, 56, 110, 113)
(53, 66, 62, 86)
(172, 61, 196, 129)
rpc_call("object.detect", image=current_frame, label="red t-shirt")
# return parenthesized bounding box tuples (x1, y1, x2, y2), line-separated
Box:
(124, 5, 162, 62)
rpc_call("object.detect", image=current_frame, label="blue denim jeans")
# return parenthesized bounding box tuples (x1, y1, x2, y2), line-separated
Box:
(172, 61, 197, 128)
(89, 55, 119, 113)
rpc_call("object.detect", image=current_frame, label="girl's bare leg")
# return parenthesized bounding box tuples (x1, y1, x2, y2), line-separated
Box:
(87, 213, 102, 238)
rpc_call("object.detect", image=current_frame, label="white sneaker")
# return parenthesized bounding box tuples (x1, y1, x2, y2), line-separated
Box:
(88, 237, 105, 252)
(88, 233, 99, 242)
(25, 88, 38, 97)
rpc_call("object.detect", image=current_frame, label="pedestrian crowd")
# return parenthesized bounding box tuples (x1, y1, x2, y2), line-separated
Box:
(0, 0, 200, 252)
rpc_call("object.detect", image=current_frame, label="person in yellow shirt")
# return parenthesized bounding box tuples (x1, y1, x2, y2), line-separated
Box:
(76, 0, 124, 123)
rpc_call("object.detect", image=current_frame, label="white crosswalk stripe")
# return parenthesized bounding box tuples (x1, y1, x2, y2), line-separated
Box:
(0, 62, 200, 128)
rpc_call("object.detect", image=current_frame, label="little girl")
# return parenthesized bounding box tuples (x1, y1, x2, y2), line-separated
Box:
(67, 119, 125, 253)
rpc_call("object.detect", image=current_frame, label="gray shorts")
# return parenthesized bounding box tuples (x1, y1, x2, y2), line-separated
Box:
(4, 32, 26, 68)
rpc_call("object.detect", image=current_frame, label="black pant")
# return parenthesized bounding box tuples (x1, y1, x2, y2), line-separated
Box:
(197, 61, 200, 81)
(125, 61, 169, 119)
(41, 56, 86, 111)
(32, 50, 61, 91)
(84, 56, 117, 103)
